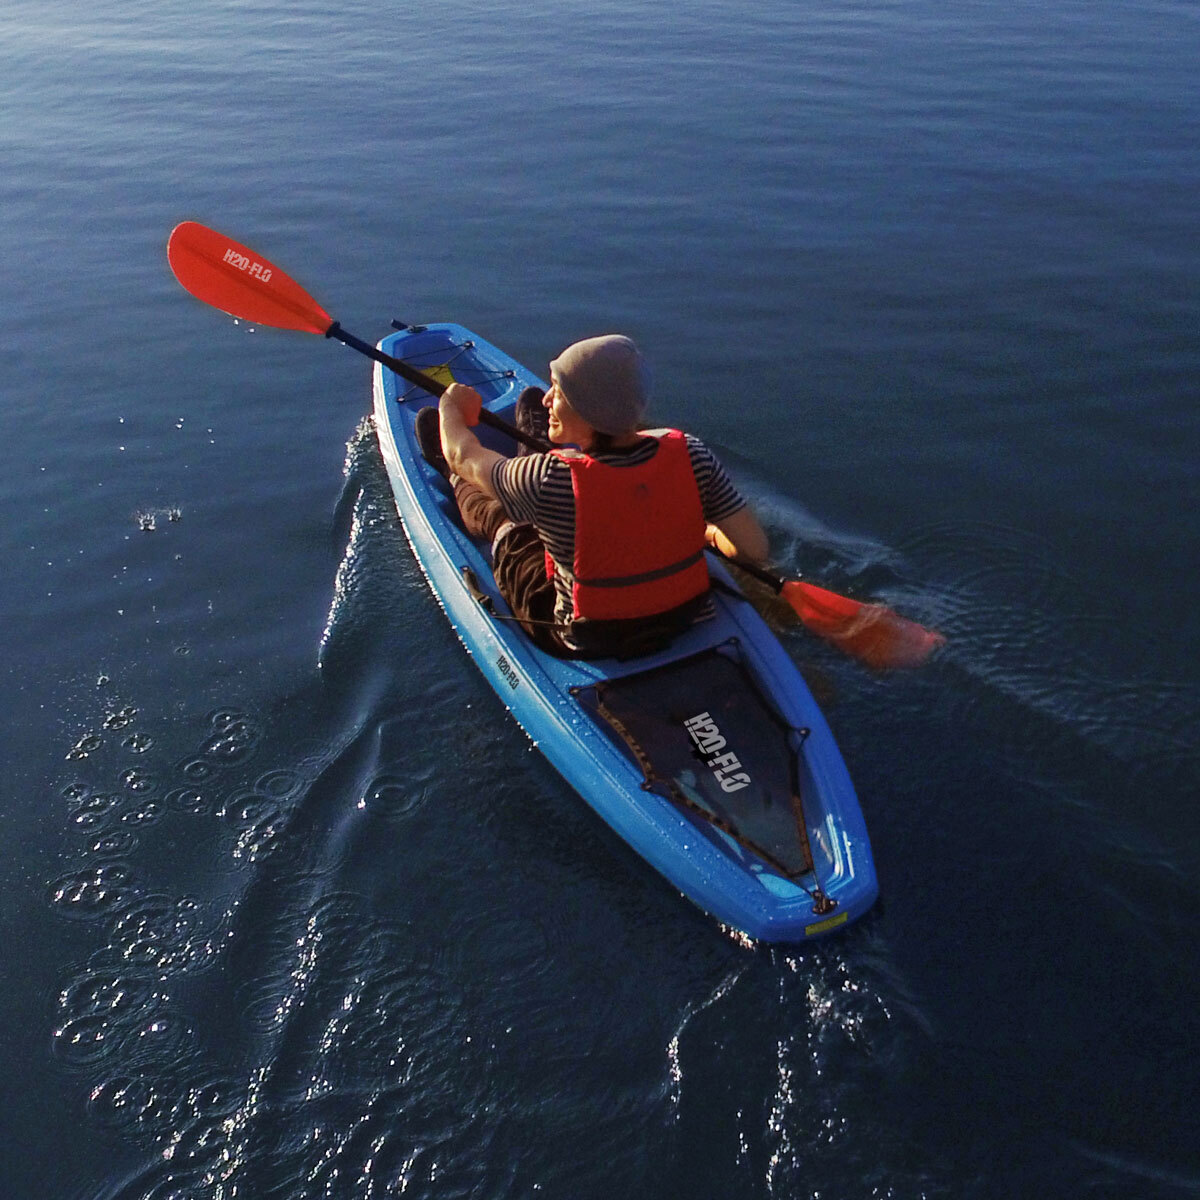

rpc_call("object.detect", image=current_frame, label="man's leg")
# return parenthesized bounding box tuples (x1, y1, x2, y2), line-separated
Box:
(452, 477, 510, 542)
(415, 399, 572, 653)
(490, 524, 575, 656)
(415, 405, 510, 539)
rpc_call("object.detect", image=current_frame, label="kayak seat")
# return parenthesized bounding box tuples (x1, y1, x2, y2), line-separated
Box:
(566, 592, 712, 661)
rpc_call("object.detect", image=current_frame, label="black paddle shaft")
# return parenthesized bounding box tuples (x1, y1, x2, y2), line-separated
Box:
(325, 321, 548, 451)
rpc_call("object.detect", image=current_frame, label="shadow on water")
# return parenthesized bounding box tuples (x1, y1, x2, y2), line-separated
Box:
(47, 425, 1200, 1199)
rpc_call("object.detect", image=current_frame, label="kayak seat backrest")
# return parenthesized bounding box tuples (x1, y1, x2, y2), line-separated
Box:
(567, 592, 711, 661)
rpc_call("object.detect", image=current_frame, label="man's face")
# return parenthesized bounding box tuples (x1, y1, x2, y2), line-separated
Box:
(544, 374, 592, 446)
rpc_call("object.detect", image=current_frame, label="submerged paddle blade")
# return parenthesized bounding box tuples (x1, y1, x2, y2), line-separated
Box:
(780, 580, 945, 669)
(167, 221, 333, 334)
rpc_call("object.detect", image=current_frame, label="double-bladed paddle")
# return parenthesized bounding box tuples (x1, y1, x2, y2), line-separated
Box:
(166, 220, 945, 668)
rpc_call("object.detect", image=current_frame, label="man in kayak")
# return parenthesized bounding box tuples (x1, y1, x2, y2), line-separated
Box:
(417, 334, 769, 657)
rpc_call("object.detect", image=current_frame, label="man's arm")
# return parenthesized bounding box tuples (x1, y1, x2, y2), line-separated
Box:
(439, 384, 505, 499)
(705, 506, 769, 565)
(691, 438, 770, 564)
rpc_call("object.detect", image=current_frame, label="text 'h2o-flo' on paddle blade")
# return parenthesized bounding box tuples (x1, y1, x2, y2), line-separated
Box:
(166, 221, 333, 334)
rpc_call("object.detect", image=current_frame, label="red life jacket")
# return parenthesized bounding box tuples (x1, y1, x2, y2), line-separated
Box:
(550, 430, 710, 621)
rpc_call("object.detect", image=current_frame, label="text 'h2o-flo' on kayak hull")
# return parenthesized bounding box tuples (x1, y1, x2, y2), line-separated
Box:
(372, 323, 878, 943)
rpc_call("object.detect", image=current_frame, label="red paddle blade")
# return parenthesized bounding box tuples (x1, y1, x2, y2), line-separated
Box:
(166, 221, 333, 334)
(780, 580, 945, 669)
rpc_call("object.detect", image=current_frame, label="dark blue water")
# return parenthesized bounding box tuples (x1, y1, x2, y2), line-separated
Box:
(4, 1, 1199, 1196)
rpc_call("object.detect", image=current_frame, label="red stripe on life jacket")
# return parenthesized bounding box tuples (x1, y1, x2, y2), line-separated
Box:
(552, 430, 709, 621)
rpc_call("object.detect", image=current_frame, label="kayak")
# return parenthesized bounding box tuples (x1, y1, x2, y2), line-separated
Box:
(371, 322, 878, 942)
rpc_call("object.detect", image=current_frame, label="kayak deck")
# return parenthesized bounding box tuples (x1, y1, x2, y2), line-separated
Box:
(371, 323, 877, 942)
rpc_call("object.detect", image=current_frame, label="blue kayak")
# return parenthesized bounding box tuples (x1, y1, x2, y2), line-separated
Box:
(372, 323, 878, 942)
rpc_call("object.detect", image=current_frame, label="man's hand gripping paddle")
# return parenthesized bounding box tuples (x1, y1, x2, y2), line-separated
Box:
(166, 220, 945, 668)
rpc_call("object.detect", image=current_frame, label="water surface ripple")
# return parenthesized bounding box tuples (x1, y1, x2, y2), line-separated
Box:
(6, 0, 1199, 1197)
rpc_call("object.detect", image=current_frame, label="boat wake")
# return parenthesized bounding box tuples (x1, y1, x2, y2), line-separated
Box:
(318, 414, 420, 676)
(663, 940, 947, 1199)
(730, 470, 1200, 885)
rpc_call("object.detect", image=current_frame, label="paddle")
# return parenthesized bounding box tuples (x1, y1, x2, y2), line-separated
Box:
(713, 553, 945, 669)
(165, 221, 546, 450)
(167, 220, 945, 668)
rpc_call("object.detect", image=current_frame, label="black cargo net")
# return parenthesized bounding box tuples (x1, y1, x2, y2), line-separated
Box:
(574, 642, 818, 883)
(390, 335, 515, 402)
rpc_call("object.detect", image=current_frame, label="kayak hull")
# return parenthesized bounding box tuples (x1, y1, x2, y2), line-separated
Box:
(372, 324, 877, 942)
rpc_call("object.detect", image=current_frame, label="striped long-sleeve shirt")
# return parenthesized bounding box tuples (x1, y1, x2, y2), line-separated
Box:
(490, 428, 746, 628)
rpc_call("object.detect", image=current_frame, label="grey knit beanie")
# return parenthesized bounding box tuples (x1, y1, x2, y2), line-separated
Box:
(549, 335, 650, 436)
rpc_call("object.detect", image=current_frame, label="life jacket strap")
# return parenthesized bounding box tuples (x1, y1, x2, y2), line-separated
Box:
(574, 547, 706, 589)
